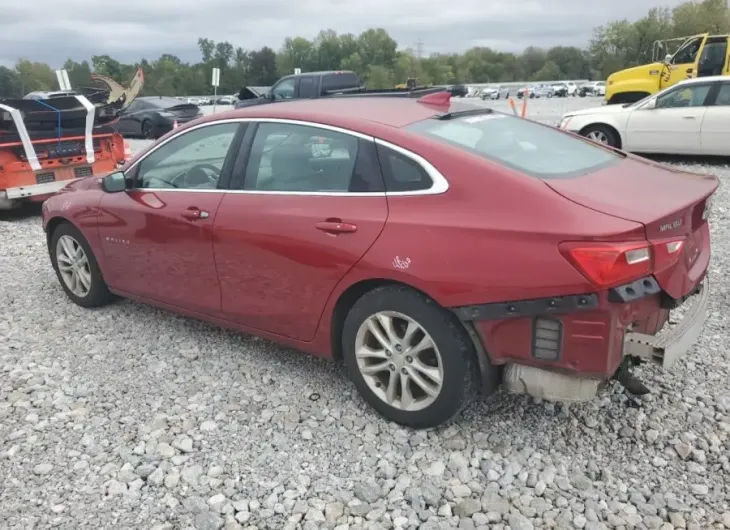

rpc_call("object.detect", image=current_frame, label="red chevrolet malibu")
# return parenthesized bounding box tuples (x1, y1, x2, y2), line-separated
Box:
(41, 92, 717, 428)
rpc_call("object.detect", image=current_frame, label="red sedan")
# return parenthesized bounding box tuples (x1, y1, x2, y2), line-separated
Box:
(41, 91, 717, 428)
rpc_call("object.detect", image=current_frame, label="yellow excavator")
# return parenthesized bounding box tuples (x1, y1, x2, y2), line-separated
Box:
(395, 78, 418, 90)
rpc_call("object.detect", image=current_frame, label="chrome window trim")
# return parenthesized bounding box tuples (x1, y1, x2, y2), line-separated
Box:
(125, 117, 450, 197)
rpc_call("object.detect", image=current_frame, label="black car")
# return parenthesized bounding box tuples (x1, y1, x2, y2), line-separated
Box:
(115, 96, 203, 139)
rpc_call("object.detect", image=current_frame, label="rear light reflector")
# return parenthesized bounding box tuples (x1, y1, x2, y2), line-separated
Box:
(532, 318, 562, 361)
(559, 238, 686, 290)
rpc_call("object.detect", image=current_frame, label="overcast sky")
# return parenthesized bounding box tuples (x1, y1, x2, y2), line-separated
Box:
(0, 0, 686, 68)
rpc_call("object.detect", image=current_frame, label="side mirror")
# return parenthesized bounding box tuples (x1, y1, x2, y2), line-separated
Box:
(644, 98, 657, 110)
(664, 54, 673, 64)
(263, 91, 272, 100)
(101, 171, 127, 193)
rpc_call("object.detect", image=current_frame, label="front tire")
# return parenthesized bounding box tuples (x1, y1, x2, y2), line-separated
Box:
(580, 124, 619, 148)
(50, 222, 114, 308)
(342, 286, 483, 429)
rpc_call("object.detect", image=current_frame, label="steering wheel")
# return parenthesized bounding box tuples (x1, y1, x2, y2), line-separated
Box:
(182, 163, 221, 188)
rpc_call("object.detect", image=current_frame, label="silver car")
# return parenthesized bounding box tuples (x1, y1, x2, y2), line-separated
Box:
(480, 85, 510, 100)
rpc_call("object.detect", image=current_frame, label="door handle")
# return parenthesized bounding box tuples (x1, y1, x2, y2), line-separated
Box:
(181, 207, 209, 221)
(682, 115, 696, 120)
(686, 68, 693, 73)
(315, 219, 357, 234)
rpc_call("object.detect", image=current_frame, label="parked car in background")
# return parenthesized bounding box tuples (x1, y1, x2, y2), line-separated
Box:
(531, 84, 555, 98)
(566, 81, 578, 96)
(235, 70, 364, 109)
(216, 95, 237, 105)
(41, 90, 716, 428)
(558, 76, 730, 155)
(480, 86, 510, 100)
(551, 83, 569, 97)
(516, 85, 534, 98)
(594, 81, 606, 96)
(114, 96, 203, 139)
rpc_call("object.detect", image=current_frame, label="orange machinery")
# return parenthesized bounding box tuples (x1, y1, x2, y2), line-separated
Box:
(0, 68, 143, 210)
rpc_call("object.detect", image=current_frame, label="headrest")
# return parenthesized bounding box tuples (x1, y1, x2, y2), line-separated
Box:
(271, 144, 312, 179)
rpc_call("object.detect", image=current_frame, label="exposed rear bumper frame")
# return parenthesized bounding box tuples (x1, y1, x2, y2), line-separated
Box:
(623, 276, 709, 369)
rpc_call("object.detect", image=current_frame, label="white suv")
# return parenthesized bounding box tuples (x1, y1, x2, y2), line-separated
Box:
(565, 82, 578, 97)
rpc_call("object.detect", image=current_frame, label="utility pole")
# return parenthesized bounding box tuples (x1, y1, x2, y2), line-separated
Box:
(416, 39, 424, 60)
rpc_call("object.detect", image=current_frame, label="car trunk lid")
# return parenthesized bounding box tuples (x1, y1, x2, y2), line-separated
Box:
(545, 157, 718, 299)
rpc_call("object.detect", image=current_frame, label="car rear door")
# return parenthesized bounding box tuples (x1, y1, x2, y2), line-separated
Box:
(97, 120, 246, 314)
(701, 81, 730, 156)
(212, 119, 388, 342)
(624, 82, 713, 154)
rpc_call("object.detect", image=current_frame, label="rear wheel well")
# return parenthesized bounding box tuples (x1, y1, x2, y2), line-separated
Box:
(330, 279, 439, 362)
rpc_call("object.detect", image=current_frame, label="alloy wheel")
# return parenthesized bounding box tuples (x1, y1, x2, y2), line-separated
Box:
(354, 311, 444, 412)
(586, 130, 609, 144)
(56, 235, 92, 298)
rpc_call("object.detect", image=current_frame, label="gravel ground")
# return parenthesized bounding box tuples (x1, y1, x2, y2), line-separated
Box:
(2, 97, 730, 530)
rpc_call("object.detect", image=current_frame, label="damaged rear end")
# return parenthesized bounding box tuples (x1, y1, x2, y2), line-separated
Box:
(545, 156, 716, 388)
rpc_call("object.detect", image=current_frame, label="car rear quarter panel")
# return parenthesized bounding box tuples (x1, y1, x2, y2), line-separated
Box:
(354, 136, 648, 308)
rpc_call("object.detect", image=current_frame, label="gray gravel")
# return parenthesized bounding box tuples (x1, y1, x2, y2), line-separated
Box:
(2, 97, 730, 530)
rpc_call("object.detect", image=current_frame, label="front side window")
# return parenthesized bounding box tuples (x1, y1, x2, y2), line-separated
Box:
(135, 123, 240, 189)
(405, 112, 621, 180)
(672, 37, 704, 65)
(242, 122, 382, 193)
(272, 79, 296, 100)
(656, 84, 712, 108)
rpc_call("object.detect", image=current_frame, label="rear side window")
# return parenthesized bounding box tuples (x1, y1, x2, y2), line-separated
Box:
(376, 145, 433, 192)
(321, 73, 360, 93)
(298, 76, 316, 98)
(404, 113, 621, 179)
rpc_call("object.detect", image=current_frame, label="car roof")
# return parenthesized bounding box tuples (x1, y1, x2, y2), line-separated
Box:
(216, 96, 460, 130)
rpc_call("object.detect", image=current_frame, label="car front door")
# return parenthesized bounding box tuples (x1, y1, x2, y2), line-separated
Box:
(270, 78, 297, 101)
(97, 121, 245, 313)
(624, 82, 713, 154)
(213, 120, 388, 342)
(661, 35, 707, 89)
(701, 81, 730, 156)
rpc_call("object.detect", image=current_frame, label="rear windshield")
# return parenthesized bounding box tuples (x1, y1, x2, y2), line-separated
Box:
(404, 113, 621, 179)
(321, 73, 361, 92)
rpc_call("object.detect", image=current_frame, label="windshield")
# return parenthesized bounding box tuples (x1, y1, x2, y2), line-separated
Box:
(404, 112, 621, 180)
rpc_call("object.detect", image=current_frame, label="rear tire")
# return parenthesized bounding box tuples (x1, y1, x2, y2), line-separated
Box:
(50, 222, 114, 308)
(342, 286, 485, 429)
(580, 124, 619, 148)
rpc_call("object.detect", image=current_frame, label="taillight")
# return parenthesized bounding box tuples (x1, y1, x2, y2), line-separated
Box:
(559, 239, 685, 290)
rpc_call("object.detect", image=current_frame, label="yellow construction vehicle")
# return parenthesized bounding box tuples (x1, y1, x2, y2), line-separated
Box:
(605, 33, 730, 104)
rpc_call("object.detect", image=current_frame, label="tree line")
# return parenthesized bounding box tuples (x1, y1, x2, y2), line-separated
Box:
(0, 0, 728, 98)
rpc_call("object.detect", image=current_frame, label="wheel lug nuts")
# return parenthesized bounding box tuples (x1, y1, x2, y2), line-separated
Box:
(394, 344, 402, 352)
(401, 368, 408, 374)
(389, 364, 396, 371)
(385, 351, 392, 357)
(406, 356, 413, 363)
